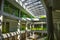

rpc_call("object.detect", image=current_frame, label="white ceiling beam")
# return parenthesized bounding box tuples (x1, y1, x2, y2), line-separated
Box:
(29, 7, 44, 11)
(28, 6, 43, 11)
(26, 1, 41, 8)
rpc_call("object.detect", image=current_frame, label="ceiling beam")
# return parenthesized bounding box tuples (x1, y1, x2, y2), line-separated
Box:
(27, 2, 42, 8)
(28, 6, 44, 11)
(29, 7, 44, 11)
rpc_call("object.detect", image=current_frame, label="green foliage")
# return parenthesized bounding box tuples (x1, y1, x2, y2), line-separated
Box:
(4, 0, 34, 18)
(31, 27, 43, 30)
(31, 27, 47, 30)
(2, 26, 7, 33)
(2, 22, 9, 33)
(40, 15, 46, 18)
(4, 0, 19, 17)
(20, 26, 26, 31)
(20, 24, 26, 31)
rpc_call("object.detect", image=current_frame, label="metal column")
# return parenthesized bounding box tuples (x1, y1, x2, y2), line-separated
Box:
(46, 7, 54, 40)
(43, 0, 54, 40)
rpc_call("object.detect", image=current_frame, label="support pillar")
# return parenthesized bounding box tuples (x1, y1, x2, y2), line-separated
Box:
(0, 15, 3, 40)
(30, 24, 32, 36)
(0, 0, 4, 40)
(30, 24, 31, 30)
(26, 22, 28, 30)
(46, 7, 54, 40)
(26, 21, 28, 40)
(17, 20, 20, 40)
(43, 0, 54, 40)
(33, 24, 34, 28)
(41, 24, 43, 28)
(32, 24, 35, 38)
(41, 24, 43, 36)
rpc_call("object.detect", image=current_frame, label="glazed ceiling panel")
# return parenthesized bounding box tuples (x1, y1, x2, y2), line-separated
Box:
(20, 0, 46, 18)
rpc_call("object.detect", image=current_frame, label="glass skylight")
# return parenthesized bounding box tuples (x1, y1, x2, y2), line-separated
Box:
(28, 5, 43, 10)
(24, 3, 28, 5)
(26, 1, 41, 8)
(30, 6, 44, 10)
(25, 0, 39, 6)
(17, 0, 46, 18)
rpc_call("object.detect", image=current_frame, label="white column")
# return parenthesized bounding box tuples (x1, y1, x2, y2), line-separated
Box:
(41, 24, 43, 36)
(33, 24, 34, 28)
(33, 32, 35, 38)
(30, 24, 31, 30)
(0, 15, 3, 40)
(17, 20, 20, 40)
(26, 25, 28, 31)
(26, 22, 28, 30)
(30, 24, 32, 36)
(26, 21, 28, 40)
(32, 24, 35, 38)
(41, 24, 43, 28)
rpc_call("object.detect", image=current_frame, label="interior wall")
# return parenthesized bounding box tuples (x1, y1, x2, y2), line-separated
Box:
(53, 11, 60, 22)
(52, 11, 60, 40)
